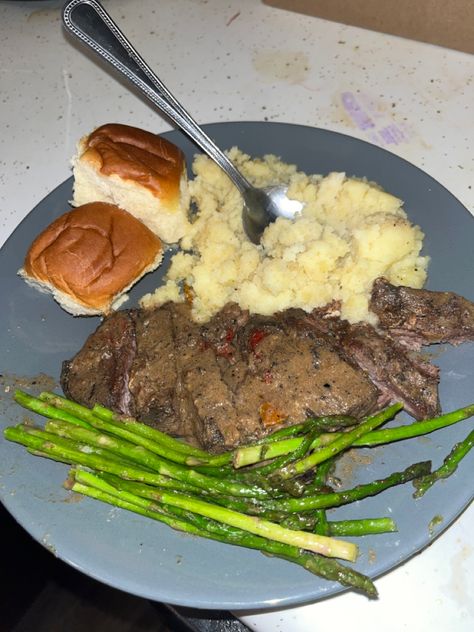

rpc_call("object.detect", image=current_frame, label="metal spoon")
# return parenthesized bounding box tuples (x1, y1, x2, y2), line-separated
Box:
(62, 0, 303, 244)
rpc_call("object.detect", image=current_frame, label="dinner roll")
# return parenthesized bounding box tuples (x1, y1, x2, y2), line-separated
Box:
(19, 202, 163, 316)
(72, 123, 190, 243)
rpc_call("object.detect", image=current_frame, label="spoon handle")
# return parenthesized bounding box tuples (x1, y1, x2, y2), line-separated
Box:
(62, 0, 250, 193)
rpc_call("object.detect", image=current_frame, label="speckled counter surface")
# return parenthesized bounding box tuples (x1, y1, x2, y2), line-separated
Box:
(1, 1, 473, 630)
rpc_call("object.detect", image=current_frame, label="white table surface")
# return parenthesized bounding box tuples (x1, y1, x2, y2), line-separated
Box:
(1, 1, 473, 630)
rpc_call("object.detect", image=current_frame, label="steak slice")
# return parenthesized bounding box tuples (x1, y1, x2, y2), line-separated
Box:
(370, 277, 474, 348)
(61, 310, 137, 414)
(128, 304, 182, 435)
(234, 331, 380, 434)
(340, 322, 440, 419)
(171, 302, 243, 451)
(231, 312, 380, 441)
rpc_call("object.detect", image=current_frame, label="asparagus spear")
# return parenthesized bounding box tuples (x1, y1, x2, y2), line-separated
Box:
(144, 490, 357, 560)
(247, 426, 323, 478)
(311, 458, 335, 536)
(270, 404, 403, 482)
(99, 472, 396, 537)
(355, 404, 474, 447)
(91, 403, 210, 459)
(71, 470, 377, 597)
(199, 415, 360, 469)
(52, 402, 207, 466)
(233, 404, 401, 469)
(19, 425, 146, 469)
(232, 402, 474, 468)
(71, 468, 357, 561)
(14, 390, 93, 429)
(259, 461, 431, 513)
(14, 389, 235, 474)
(262, 510, 396, 536)
(38, 391, 210, 460)
(255, 414, 358, 443)
(413, 427, 474, 498)
(4, 425, 209, 494)
(40, 418, 270, 499)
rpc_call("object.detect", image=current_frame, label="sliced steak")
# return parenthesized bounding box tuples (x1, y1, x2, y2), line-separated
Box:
(61, 310, 137, 414)
(61, 285, 468, 451)
(170, 303, 243, 450)
(340, 322, 440, 419)
(60, 302, 382, 452)
(370, 277, 474, 348)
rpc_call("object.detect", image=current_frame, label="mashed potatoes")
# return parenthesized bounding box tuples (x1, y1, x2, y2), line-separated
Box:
(141, 148, 429, 324)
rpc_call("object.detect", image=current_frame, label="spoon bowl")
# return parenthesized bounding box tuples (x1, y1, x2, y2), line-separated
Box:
(243, 185, 304, 243)
(62, 0, 304, 243)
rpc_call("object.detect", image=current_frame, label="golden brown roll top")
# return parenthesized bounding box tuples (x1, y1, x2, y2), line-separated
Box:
(20, 202, 163, 315)
(81, 123, 185, 201)
(72, 124, 190, 243)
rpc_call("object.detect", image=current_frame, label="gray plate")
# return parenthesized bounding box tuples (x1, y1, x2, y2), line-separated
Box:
(1, 122, 473, 610)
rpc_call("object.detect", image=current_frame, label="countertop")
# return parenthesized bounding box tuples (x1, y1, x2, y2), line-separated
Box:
(1, 1, 473, 630)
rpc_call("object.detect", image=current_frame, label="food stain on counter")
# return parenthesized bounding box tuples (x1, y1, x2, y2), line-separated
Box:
(443, 541, 474, 619)
(333, 90, 430, 150)
(252, 50, 310, 85)
(26, 7, 61, 23)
